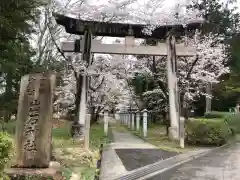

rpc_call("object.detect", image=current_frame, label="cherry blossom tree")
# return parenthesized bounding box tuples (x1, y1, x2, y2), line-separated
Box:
(55, 48, 149, 121)
(179, 32, 229, 96)
(137, 31, 229, 123)
(178, 32, 229, 116)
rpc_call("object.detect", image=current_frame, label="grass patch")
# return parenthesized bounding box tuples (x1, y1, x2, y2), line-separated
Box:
(234, 134, 240, 142)
(3, 120, 112, 180)
(90, 123, 113, 150)
(124, 124, 197, 153)
(52, 121, 112, 179)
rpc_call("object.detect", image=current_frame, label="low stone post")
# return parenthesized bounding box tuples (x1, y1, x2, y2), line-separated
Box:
(128, 113, 131, 128)
(119, 112, 122, 124)
(125, 113, 127, 125)
(104, 109, 109, 136)
(236, 104, 240, 113)
(131, 112, 135, 130)
(179, 117, 185, 148)
(142, 109, 148, 137)
(136, 111, 140, 131)
(84, 113, 91, 151)
(120, 113, 123, 124)
(115, 112, 120, 122)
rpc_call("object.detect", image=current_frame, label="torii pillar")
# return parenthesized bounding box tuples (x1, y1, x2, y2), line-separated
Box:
(166, 34, 180, 140)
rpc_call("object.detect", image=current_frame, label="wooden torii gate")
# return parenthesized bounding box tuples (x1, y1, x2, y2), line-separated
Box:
(54, 14, 201, 141)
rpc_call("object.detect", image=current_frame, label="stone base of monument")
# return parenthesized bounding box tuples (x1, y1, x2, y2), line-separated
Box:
(5, 162, 63, 180)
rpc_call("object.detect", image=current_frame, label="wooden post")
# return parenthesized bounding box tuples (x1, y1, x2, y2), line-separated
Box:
(142, 109, 148, 137)
(84, 113, 91, 151)
(136, 111, 140, 131)
(166, 34, 179, 140)
(131, 112, 135, 130)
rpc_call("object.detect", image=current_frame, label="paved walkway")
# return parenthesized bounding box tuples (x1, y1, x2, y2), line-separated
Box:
(100, 128, 177, 180)
(100, 121, 240, 180)
(100, 130, 154, 180)
(149, 143, 240, 180)
(111, 131, 157, 149)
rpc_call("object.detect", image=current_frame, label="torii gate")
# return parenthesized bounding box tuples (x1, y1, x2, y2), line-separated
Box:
(54, 13, 201, 141)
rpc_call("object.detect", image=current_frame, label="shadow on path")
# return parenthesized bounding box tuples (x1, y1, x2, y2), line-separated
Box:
(115, 148, 178, 171)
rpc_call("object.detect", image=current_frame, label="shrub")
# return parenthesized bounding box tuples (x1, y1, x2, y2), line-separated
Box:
(224, 113, 240, 134)
(186, 118, 232, 146)
(204, 111, 233, 119)
(0, 132, 12, 179)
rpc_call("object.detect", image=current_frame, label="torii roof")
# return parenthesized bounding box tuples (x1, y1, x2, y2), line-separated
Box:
(54, 13, 203, 39)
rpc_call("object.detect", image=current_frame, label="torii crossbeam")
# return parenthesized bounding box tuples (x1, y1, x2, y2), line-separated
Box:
(62, 39, 196, 56)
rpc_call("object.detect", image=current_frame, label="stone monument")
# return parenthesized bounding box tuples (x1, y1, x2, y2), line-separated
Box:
(5, 73, 62, 179)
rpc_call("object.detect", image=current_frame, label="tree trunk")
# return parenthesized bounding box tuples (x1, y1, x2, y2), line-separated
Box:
(75, 75, 83, 118)
(90, 107, 98, 125)
(205, 83, 212, 113)
(0, 121, 6, 132)
(3, 72, 13, 122)
(91, 106, 102, 124)
(91, 113, 98, 124)
(3, 112, 11, 123)
(180, 92, 189, 121)
(164, 112, 170, 136)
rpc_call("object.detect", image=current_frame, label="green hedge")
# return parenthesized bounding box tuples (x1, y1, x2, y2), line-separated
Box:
(224, 113, 240, 134)
(204, 111, 233, 119)
(186, 119, 232, 146)
(0, 132, 12, 179)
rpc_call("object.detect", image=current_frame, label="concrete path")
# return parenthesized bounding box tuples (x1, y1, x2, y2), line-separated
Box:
(100, 128, 178, 180)
(148, 143, 240, 180)
(111, 131, 157, 149)
(100, 130, 156, 180)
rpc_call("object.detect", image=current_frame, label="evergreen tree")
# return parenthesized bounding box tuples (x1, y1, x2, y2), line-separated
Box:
(0, 0, 42, 121)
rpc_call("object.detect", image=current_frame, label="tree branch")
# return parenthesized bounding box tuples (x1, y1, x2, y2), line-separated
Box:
(186, 55, 199, 80)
